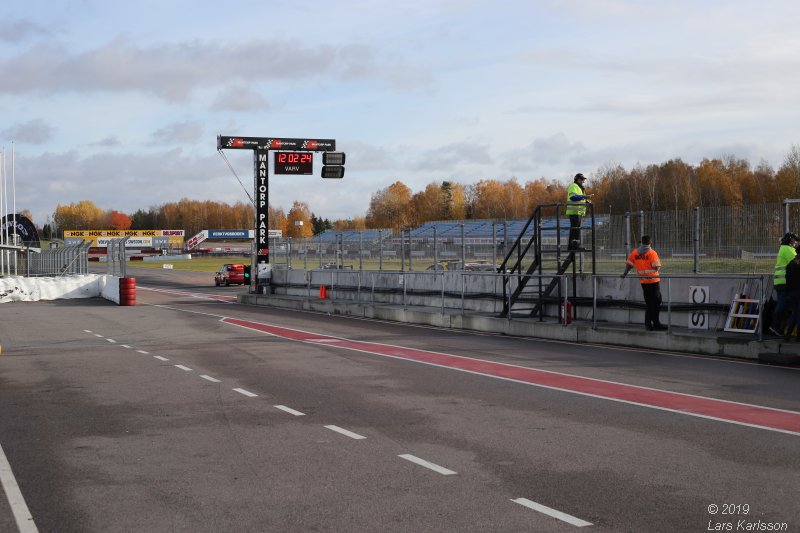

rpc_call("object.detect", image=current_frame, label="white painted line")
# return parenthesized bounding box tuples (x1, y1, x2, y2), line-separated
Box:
(511, 498, 592, 527)
(174, 365, 192, 372)
(83, 330, 92, 334)
(136, 350, 149, 355)
(398, 454, 457, 475)
(233, 388, 258, 398)
(0, 443, 39, 533)
(200, 375, 221, 383)
(106, 338, 116, 344)
(274, 405, 305, 416)
(325, 425, 366, 440)
(153, 356, 169, 362)
(121, 345, 132, 349)
(94, 334, 103, 338)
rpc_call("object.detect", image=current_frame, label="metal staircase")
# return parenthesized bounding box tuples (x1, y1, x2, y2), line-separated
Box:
(499, 202, 596, 319)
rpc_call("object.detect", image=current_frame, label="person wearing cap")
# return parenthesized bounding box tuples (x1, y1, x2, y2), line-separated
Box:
(770, 232, 799, 336)
(565, 173, 592, 250)
(621, 235, 667, 331)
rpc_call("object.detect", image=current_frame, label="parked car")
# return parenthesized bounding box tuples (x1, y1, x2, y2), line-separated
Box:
(464, 262, 501, 272)
(215, 263, 246, 286)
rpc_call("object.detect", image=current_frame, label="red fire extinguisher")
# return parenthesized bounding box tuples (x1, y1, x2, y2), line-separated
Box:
(560, 300, 573, 324)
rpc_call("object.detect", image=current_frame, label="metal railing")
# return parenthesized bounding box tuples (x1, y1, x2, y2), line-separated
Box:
(25, 241, 93, 276)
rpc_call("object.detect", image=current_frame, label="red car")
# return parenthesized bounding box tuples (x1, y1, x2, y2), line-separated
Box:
(214, 264, 246, 286)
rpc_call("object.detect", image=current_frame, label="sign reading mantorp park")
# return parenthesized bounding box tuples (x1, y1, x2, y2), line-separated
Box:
(64, 229, 185, 248)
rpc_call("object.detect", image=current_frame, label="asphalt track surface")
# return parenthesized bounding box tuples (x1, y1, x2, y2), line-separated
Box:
(0, 266, 798, 532)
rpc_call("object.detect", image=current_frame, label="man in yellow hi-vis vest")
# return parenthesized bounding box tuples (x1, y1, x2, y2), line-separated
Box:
(565, 173, 592, 250)
(770, 232, 798, 336)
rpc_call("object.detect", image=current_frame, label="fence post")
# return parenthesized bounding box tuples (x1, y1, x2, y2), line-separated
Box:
(408, 228, 413, 271)
(460, 223, 465, 269)
(593, 276, 598, 330)
(433, 226, 438, 268)
(492, 222, 497, 267)
(400, 228, 405, 272)
(378, 230, 383, 271)
(359, 231, 363, 271)
(624, 213, 631, 252)
(693, 207, 700, 273)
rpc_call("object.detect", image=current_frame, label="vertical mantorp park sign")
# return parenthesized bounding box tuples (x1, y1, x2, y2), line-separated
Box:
(64, 229, 185, 248)
(217, 135, 345, 283)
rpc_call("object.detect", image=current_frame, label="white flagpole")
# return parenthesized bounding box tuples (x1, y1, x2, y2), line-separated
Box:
(1, 149, 5, 275)
(12, 140, 17, 274)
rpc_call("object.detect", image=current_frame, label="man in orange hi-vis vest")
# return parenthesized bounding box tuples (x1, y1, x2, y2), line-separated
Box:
(621, 235, 666, 331)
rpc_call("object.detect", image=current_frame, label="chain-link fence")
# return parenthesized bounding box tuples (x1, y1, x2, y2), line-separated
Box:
(268, 201, 800, 275)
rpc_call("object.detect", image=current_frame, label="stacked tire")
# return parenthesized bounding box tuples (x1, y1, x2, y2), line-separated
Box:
(119, 277, 136, 306)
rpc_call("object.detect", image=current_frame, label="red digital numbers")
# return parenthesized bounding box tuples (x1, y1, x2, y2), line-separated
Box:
(274, 152, 313, 175)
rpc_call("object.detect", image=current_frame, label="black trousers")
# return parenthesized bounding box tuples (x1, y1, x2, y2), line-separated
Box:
(641, 282, 663, 327)
(568, 214, 582, 249)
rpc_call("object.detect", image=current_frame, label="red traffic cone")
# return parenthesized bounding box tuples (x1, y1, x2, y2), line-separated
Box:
(319, 285, 328, 299)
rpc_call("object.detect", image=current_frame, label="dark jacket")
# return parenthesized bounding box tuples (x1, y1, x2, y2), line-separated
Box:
(786, 259, 800, 293)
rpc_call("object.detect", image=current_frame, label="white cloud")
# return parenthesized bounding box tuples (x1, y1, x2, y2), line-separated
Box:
(2, 118, 54, 144)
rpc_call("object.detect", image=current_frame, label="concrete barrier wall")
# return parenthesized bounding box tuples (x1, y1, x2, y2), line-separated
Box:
(272, 268, 769, 329)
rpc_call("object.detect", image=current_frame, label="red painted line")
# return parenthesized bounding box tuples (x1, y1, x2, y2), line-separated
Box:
(222, 317, 800, 435)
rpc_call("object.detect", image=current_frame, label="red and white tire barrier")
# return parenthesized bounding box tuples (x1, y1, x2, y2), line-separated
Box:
(119, 277, 136, 306)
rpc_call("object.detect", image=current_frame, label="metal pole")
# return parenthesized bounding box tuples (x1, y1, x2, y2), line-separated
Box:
(408, 228, 413, 271)
(592, 276, 597, 330)
(379, 229, 383, 271)
(503, 222, 508, 259)
(359, 231, 363, 271)
(639, 210, 644, 239)
(400, 228, 405, 272)
(460, 223, 465, 270)
(624, 213, 631, 252)
(492, 222, 497, 269)
(784, 199, 790, 234)
(693, 206, 700, 273)
(433, 226, 438, 269)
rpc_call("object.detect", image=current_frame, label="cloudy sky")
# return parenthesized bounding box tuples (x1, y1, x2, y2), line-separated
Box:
(2, 0, 799, 226)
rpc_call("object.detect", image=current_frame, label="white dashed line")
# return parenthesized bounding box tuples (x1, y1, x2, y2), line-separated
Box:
(83, 330, 92, 334)
(0, 443, 39, 533)
(511, 498, 592, 527)
(398, 454, 457, 475)
(94, 334, 103, 338)
(200, 375, 221, 383)
(274, 405, 305, 416)
(153, 356, 169, 362)
(121, 345, 132, 349)
(106, 338, 116, 344)
(136, 350, 149, 355)
(324, 425, 366, 440)
(174, 365, 192, 371)
(233, 388, 258, 398)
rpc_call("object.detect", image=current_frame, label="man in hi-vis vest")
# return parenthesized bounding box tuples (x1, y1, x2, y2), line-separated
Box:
(621, 235, 667, 331)
(770, 232, 798, 336)
(565, 173, 592, 250)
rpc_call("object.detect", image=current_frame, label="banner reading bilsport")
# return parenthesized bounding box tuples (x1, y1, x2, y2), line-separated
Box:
(64, 229, 185, 249)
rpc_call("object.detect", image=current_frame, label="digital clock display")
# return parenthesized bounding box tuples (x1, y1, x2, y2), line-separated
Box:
(274, 152, 313, 175)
